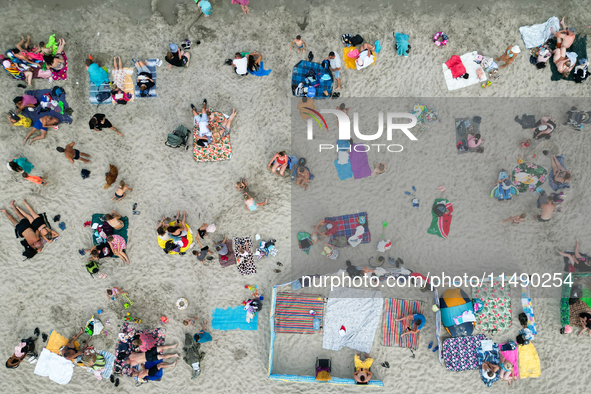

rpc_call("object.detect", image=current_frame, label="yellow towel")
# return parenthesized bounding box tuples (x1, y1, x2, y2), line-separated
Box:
(518, 343, 541, 378)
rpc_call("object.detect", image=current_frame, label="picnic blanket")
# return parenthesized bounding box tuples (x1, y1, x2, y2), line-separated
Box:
(34, 348, 74, 385)
(112, 68, 135, 101)
(474, 279, 512, 331)
(193, 133, 232, 162)
(113, 323, 165, 376)
(325, 212, 370, 247)
(291, 60, 333, 99)
(219, 239, 236, 268)
(518, 343, 541, 379)
(24, 89, 73, 124)
(274, 292, 324, 334)
(500, 343, 520, 380)
(91, 214, 129, 252)
(322, 288, 383, 354)
(442, 51, 487, 91)
(382, 299, 424, 349)
(512, 163, 548, 192)
(549, 34, 588, 81)
(134, 59, 157, 98)
(334, 140, 353, 180)
(350, 144, 372, 179)
(442, 334, 487, 371)
(233, 236, 256, 275)
(455, 117, 482, 153)
(477, 342, 500, 387)
(549, 155, 570, 191)
(427, 199, 453, 239)
(211, 306, 258, 330)
(519, 16, 560, 49)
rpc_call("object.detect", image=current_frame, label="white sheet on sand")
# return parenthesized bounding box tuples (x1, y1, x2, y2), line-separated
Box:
(442, 51, 487, 91)
(34, 348, 74, 385)
(519, 16, 560, 49)
(322, 287, 383, 353)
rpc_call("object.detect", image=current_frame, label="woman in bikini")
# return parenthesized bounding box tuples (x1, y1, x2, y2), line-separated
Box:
(43, 38, 67, 81)
(1, 199, 44, 253)
(107, 235, 130, 264)
(111, 180, 133, 202)
(104, 210, 124, 230)
(552, 46, 575, 78)
(550, 154, 572, 186)
(61, 327, 91, 361)
(268, 151, 289, 176)
(557, 239, 589, 267)
(168, 211, 188, 239)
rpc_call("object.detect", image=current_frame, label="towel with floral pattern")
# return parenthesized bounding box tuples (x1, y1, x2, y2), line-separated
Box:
(474, 280, 512, 331)
(442, 334, 487, 371)
(477, 342, 500, 387)
(512, 163, 547, 193)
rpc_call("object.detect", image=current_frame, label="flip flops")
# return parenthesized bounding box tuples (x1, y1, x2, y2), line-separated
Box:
(428, 341, 433, 349)
(273, 269, 281, 273)
(432, 345, 439, 352)
(381, 361, 390, 368)
(375, 40, 381, 53)
(276, 262, 283, 267)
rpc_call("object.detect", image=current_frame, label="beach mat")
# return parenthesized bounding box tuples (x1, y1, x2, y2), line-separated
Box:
(427, 199, 452, 239)
(211, 306, 258, 331)
(274, 293, 324, 334)
(521, 285, 537, 336)
(248, 60, 272, 76)
(25, 89, 73, 124)
(442, 334, 487, 371)
(134, 59, 157, 98)
(91, 214, 129, 244)
(219, 239, 236, 268)
(291, 60, 333, 99)
(193, 133, 233, 162)
(112, 68, 135, 101)
(500, 344, 519, 379)
(549, 34, 587, 81)
(474, 279, 512, 331)
(512, 163, 548, 193)
(325, 212, 370, 247)
(334, 140, 353, 180)
(518, 343, 541, 379)
(382, 299, 424, 349)
(455, 117, 482, 153)
(350, 144, 372, 179)
(233, 237, 256, 275)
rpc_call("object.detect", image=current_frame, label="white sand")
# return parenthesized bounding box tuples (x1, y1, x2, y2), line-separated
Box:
(1, 0, 591, 393)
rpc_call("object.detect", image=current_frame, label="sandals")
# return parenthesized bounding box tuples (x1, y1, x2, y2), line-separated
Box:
(273, 269, 281, 273)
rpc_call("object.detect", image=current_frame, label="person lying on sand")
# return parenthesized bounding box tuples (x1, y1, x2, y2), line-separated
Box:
(23, 115, 59, 145)
(61, 327, 91, 361)
(556, 239, 589, 267)
(552, 46, 575, 78)
(104, 210, 124, 230)
(132, 360, 178, 382)
(243, 193, 267, 212)
(1, 199, 45, 253)
(192, 100, 212, 147)
(550, 154, 572, 186)
(56, 142, 91, 164)
(503, 213, 526, 225)
(124, 344, 179, 366)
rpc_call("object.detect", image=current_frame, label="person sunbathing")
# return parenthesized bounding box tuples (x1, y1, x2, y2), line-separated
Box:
(268, 151, 288, 176)
(551, 17, 576, 50)
(62, 327, 91, 361)
(556, 239, 589, 267)
(395, 314, 425, 337)
(482, 361, 499, 380)
(134, 59, 156, 97)
(124, 344, 179, 366)
(1, 200, 45, 254)
(355, 43, 376, 67)
(550, 154, 572, 186)
(43, 38, 67, 78)
(23, 115, 59, 145)
(211, 108, 237, 142)
(552, 46, 575, 78)
(503, 213, 526, 225)
(131, 360, 178, 382)
(104, 210, 124, 230)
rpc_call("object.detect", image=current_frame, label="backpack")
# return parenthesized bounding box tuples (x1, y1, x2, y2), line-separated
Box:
(96, 91, 111, 103)
(51, 86, 64, 98)
(86, 260, 99, 276)
(321, 59, 330, 69)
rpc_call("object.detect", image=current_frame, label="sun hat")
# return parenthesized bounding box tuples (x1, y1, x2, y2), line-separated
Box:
(169, 43, 179, 53)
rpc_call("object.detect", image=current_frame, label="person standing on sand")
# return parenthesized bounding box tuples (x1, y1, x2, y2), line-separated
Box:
(535, 193, 555, 222)
(56, 142, 91, 164)
(325, 51, 341, 90)
(289, 35, 307, 53)
(231, 0, 249, 15)
(244, 192, 267, 211)
(196, 0, 212, 16)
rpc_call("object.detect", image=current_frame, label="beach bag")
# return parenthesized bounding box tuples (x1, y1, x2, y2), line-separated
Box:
(21, 239, 38, 259)
(96, 91, 111, 103)
(321, 59, 330, 69)
(432, 201, 446, 217)
(51, 86, 64, 98)
(350, 34, 364, 46)
(347, 49, 360, 59)
(341, 34, 352, 45)
(86, 260, 99, 276)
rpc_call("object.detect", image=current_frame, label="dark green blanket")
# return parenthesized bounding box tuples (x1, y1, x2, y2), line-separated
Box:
(549, 34, 587, 81)
(91, 214, 129, 245)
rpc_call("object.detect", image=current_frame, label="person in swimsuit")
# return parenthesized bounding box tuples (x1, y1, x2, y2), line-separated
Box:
(106, 287, 127, 301)
(552, 45, 575, 78)
(550, 154, 572, 186)
(535, 194, 555, 222)
(211, 108, 237, 142)
(124, 343, 179, 366)
(355, 43, 376, 67)
(111, 180, 133, 202)
(234, 178, 248, 192)
(131, 360, 178, 381)
(1, 199, 45, 253)
(89, 114, 122, 136)
(168, 211, 188, 238)
(104, 210, 124, 230)
(56, 142, 91, 164)
(503, 213, 526, 225)
(353, 353, 373, 384)
(532, 116, 556, 139)
(157, 215, 172, 241)
(243, 193, 267, 212)
(23, 115, 59, 145)
(289, 35, 307, 53)
(62, 327, 91, 361)
(396, 313, 426, 337)
(557, 239, 590, 267)
(268, 151, 289, 176)
(107, 235, 130, 264)
(551, 17, 576, 50)
(196, 223, 215, 247)
(495, 45, 521, 68)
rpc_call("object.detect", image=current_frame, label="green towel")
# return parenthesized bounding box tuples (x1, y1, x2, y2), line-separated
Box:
(91, 213, 129, 247)
(549, 34, 587, 81)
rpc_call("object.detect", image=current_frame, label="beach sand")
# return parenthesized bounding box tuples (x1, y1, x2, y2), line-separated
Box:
(1, 0, 591, 393)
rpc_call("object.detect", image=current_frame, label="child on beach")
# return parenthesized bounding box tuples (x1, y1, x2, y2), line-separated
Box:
(22, 173, 47, 185)
(518, 139, 532, 148)
(106, 287, 127, 301)
(289, 35, 307, 53)
(183, 316, 198, 326)
(111, 180, 133, 202)
(503, 213, 526, 225)
(235, 178, 248, 192)
(231, 0, 249, 15)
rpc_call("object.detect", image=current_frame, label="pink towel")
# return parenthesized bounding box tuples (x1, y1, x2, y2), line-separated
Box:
(500, 344, 519, 379)
(445, 55, 467, 79)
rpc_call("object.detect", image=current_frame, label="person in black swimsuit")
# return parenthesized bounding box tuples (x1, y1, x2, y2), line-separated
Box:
(56, 142, 91, 164)
(62, 327, 91, 361)
(124, 343, 179, 365)
(89, 114, 122, 136)
(132, 360, 178, 381)
(1, 199, 45, 255)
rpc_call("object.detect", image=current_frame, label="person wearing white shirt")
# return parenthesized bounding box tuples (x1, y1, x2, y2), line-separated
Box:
(232, 52, 248, 76)
(325, 51, 341, 90)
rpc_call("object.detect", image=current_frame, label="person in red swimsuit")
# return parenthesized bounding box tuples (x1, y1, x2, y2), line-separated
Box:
(268, 151, 289, 176)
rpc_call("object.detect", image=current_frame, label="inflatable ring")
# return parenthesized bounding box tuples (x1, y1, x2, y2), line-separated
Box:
(176, 298, 188, 310)
(433, 32, 448, 47)
(157, 222, 194, 255)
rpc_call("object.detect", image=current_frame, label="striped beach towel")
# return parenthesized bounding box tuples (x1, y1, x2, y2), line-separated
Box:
(112, 68, 135, 101)
(274, 292, 324, 334)
(382, 299, 424, 349)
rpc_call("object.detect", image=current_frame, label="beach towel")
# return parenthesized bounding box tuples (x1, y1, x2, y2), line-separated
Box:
(442, 335, 487, 371)
(211, 306, 258, 330)
(521, 286, 537, 336)
(512, 163, 548, 192)
(113, 323, 165, 376)
(548, 155, 570, 190)
(297, 231, 313, 254)
(445, 55, 467, 78)
(291, 60, 333, 99)
(322, 288, 383, 354)
(325, 212, 370, 247)
(89, 80, 112, 105)
(474, 279, 512, 331)
(45, 331, 69, 355)
(455, 117, 483, 154)
(395, 32, 410, 57)
(97, 350, 115, 380)
(219, 239, 236, 268)
(569, 299, 591, 327)
(427, 199, 453, 239)
(500, 344, 520, 380)
(519, 16, 560, 49)
(549, 35, 588, 81)
(134, 59, 158, 98)
(518, 343, 541, 379)
(24, 89, 73, 124)
(248, 61, 272, 76)
(442, 51, 487, 91)
(334, 140, 353, 180)
(112, 68, 135, 101)
(34, 348, 74, 385)
(233, 236, 256, 275)
(274, 292, 324, 334)
(382, 299, 424, 349)
(193, 133, 232, 162)
(350, 144, 372, 179)
(477, 342, 500, 386)
(91, 214, 129, 253)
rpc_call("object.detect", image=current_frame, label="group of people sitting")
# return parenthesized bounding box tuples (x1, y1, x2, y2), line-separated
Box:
(87, 211, 130, 264)
(157, 211, 192, 254)
(192, 99, 237, 147)
(2, 35, 67, 85)
(231, 51, 265, 76)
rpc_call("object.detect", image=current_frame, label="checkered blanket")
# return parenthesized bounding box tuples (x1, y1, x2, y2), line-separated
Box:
(325, 212, 370, 246)
(291, 60, 333, 99)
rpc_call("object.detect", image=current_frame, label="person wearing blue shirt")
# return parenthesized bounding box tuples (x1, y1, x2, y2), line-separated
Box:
(196, 0, 212, 16)
(193, 319, 212, 343)
(8, 156, 34, 173)
(396, 313, 426, 337)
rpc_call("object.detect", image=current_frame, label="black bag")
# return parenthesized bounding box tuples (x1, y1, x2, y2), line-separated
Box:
(432, 202, 446, 217)
(51, 86, 64, 98)
(350, 34, 364, 46)
(518, 312, 528, 327)
(96, 91, 111, 103)
(307, 51, 314, 62)
(21, 239, 38, 259)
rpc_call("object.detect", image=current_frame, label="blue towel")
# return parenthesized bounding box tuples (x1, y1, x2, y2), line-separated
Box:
(211, 306, 258, 331)
(134, 59, 158, 98)
(395, 33, 410, 57)
(334, 139, 353, 180)
(89, 79, 112, 105)
(248, 61, 272, 77)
